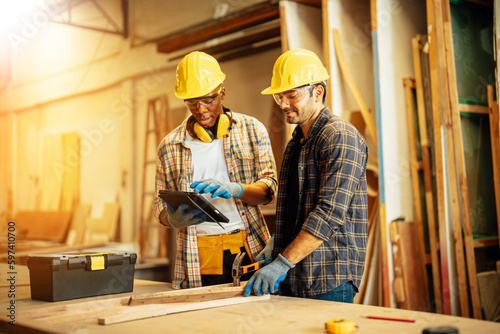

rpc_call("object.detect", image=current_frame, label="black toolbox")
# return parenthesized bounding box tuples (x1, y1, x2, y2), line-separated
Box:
(26, 251, 137, 302)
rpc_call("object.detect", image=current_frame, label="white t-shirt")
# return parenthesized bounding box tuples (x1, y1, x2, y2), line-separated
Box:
(185, 132, 245, 236)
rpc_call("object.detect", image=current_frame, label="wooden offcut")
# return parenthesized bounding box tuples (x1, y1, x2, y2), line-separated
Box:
(389, 220, 429, 311)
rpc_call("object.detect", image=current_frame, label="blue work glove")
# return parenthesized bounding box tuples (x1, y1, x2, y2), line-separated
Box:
(162, 203, 207, 228)
(255, 235, 274, 265)
(244, 253, 295, 297)
(190, 179, 244, 199)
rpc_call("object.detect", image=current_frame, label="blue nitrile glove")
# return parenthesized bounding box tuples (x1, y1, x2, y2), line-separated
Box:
(244, 253, 295, 297)
(162, 203, 207, 228)
(190, 179, 244, 199)
(255, 235, 274, 265)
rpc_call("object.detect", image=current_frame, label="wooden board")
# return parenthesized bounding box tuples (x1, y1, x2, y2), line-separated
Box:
(487, 85, 500, 253)
(15, 282, 267, 326)
(411, 34, 442, 313)
(425, 0, 451, 315)
(15, 211, 71, 242)
(390, 220, 430, 311)
(100, 295, 270, 325)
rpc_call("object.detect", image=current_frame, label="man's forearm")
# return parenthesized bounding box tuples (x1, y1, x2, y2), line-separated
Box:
(281, 229, 324, 264)
(239, 181, 272, 206)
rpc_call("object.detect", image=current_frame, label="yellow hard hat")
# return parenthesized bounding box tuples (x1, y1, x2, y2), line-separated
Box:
(262, 49, 330, 95)
(174, 51, 226, 99)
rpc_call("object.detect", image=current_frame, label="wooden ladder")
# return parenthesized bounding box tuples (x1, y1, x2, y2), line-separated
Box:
(139, 95, 171, 263)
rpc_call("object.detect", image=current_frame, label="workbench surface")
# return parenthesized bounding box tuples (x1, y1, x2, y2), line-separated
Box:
(1, 264, 499, 333)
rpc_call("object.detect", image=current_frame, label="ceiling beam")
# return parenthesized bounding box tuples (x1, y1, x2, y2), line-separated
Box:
(157, 2, 280, 54)
(288, 0, 321, 8)
(167, 24, 281, 62)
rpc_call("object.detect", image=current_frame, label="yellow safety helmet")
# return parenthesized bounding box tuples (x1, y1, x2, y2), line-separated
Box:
(262, 49, 330, 95)
(174, 51, 226, 99)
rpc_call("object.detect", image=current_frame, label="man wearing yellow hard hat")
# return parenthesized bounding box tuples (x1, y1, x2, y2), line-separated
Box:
(244, 49, 368, 302)
(153, 51, 277, 288)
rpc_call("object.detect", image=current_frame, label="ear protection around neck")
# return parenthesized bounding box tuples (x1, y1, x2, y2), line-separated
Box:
(188, 111, 232, 142)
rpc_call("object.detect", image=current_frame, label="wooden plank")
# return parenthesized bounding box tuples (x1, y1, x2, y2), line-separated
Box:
(458, 104, 489, 115)
(15, 211, 71, 242)
(412, 34, 442, 313)
(99, 295, 270, 325)
(156, 2, 279, 53)
(426, 0, 451, 315)
(65, 203, 90, 245)
(129, 285, 245, 305)
(389, 220, 430, 311)
(487, 85, 500, 253)
(18, 283, 250, 326)
(473, 237, 499, 248)
(402, 78, 429, 311)
(441, 0, 482, 319)
(435, 0, 470, 317)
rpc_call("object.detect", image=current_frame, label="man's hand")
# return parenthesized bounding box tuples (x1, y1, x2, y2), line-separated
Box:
(161, 203, 207, 228)
(255, 235, 274, 265)
(244, 254, 295, 296)
(191, 179, 244, 199)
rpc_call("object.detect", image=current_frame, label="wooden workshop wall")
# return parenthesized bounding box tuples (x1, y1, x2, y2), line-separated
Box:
(0, 0, 281, 246)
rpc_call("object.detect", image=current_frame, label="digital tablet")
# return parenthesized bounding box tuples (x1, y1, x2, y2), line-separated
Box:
(158, 190, 230, 224)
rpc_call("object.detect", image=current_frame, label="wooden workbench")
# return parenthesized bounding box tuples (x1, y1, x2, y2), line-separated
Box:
(1, 264, 499, 333)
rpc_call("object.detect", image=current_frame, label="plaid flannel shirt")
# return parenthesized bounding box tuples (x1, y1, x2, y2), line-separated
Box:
(274, 107, 368, 298)
(153, 111, 277, 289)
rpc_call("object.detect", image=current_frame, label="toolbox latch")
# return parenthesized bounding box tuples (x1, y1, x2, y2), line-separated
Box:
(88, 255, 105, 271)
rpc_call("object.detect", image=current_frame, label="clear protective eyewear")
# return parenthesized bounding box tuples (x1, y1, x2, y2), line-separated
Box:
(273, 85, 312, 106)
(184, 86, 222, 109)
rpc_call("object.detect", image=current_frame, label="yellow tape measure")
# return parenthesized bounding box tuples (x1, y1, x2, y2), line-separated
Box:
(325, 319, 357, 334)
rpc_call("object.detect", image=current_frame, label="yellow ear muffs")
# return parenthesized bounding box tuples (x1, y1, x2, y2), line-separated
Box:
(192, 113, 231, 142)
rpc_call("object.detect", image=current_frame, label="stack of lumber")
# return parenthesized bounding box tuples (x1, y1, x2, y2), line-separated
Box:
(400, 0, 499, 319)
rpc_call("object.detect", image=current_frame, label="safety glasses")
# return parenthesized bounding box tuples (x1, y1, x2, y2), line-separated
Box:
(184, 86, 223, 109)
(273, 85, 312, 106)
